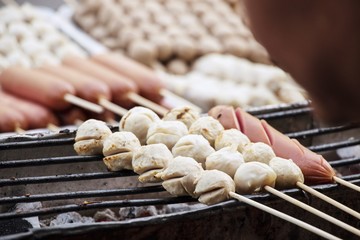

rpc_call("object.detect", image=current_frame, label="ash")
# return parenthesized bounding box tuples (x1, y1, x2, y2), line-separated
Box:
(49, 212, 94, 226)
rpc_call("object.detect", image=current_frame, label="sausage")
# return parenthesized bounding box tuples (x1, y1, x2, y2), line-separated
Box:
(56, 107, 87, 126)
(39, 65, 111, 104)
(0, 67, 75, 110)
(208, 105, 335, 185)
(0, 105, 28, 132)
(91, 53, 164, 103)
(0, 91, 59, 129)
(62, 55, 138, 108)
(208, 105, 240, 130)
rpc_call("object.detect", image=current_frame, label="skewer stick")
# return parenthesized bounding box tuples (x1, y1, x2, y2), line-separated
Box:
(127, 92, 168, 116)
(98, 97, 128, 116)
(14, 123, 25, 134)
(47, 123, 60, 133)
(229, 192, 341, 240)
(264, 186, 360, 237)
(64, 94, 103, 114)
(333, 176, 360, 193)
(159, 89, 203, 113)
(296, 182, 360, 219)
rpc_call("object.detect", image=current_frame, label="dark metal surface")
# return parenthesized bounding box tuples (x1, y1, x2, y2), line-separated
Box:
(1, 103, 360, 240)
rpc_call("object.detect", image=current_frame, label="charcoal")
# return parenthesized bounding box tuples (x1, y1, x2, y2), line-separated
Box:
(94, 209, 118, 222)
(119, 206, 158, 220)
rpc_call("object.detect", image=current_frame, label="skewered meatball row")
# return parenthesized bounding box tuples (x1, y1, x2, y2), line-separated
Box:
(0, 3, 86, 71)
(73, 106, 306, 206)
(73, 0, 271, 71)
(160, 54, 306, 112)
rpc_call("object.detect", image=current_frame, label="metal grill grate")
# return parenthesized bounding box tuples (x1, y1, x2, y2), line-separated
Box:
(1, 103, 360, 239)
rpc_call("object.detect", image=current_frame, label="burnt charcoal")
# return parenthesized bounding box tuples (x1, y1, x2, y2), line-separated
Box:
(0, 219, 32, 237)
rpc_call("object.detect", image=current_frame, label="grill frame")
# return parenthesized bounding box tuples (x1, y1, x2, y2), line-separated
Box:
(1, 101, 360, 240)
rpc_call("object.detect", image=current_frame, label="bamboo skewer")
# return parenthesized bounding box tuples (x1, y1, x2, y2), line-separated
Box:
(98, 97, 128, 116)
(160, 89, 203, 113)
(64, 94, 103, 114)
(264, 186, 360, 237)
(229, 192, 341, 240)
(296, 182, 360, 219)
(333, 176, 360, 193)
(127, 92, 168, 116)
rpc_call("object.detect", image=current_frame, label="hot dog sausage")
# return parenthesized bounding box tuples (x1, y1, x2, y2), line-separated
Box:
(92, 53, 164, 103)
(208, 105, 335, 184)
(62, 55, 138, 108)
(0, 91, 59, 129)
(0, 67, 75, 111)
(0, 105, 28, 132)
(39, 65, 111, 104)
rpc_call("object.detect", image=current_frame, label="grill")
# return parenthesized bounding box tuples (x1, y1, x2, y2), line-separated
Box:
(1, 102, 359, 240)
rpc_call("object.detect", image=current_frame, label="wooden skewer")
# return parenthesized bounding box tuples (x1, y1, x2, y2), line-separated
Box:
(14, 123, 25, 134)
(127, 92, 168, 116)
(98, 97, 128, 116)
(47, 123, 60, 133)
(159, 89, 203, 113)
(64, 94, 103, 114)
(229, 192, 341, 240)
(296, 182, 360, 219)
(333, 176, 360, 193)
(264, 185, 360, 237)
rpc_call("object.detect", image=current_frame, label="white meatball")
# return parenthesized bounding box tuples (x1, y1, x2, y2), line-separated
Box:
(102, 131, 141, 171)
(8, 22, 34, 40)
(172, 134, 215, 168)
(194, 170, 235, 205)
(146, 120, 188, 150)
(74, 119, 112, 155)
(6, 51, 32, 68)
(163, 106, 200, 129)
(242, 142, 276, 164)
(206, 146, 244, 178)
(20, 38, 48, 57)
(32, 52, 60, 67)
(269, 157, 304, 189)
(132, 143, 173, 183)
(189, 116, 224, 146)
(158, 156, 204, 196)
(119, 107, 161, 145)
(0, 35, 18, 55)
(234, 162, 277, 194)
(214, 129, 250, 153)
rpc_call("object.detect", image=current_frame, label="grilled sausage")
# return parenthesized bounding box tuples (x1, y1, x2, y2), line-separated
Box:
(208, 105, 335, 184)
(62, 55, 138, 108)
(39, 65, 111, 104)
(92, 53, 164, 103)
(0, 67, 75, 110)
(0, 91, 59, 129)
(0, 105, 28, 132)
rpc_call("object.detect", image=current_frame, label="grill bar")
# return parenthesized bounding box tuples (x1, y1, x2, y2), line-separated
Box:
(0, 171, 136, 187)
(1, 178, 359, 222)
(329, 157, 360, 168)
(0, 138, 74, 150)
(286, 124, 358, 139)
(308, 139, 360, 152)
(247, 101, 311, 115)
(0, 186, 164, 205)
(0, 156, 101, 168)
(255, 107, 312, 120)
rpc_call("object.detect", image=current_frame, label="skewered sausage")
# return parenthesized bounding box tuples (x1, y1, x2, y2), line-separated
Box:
(39, 65, 111, 104)
(62, 56, 138, 108)
(0, 90, 59, 129)
(92, 53, 165, 103)
(0, 67, 75, 110)
(0, 105, 28, 132)
(208, 105, 335, 184)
